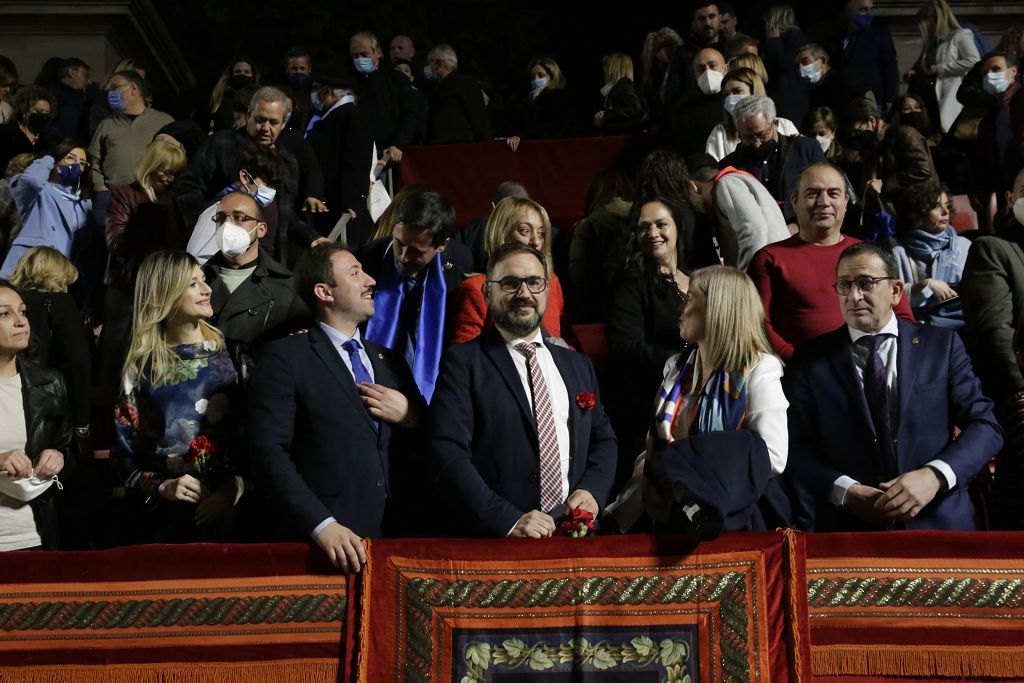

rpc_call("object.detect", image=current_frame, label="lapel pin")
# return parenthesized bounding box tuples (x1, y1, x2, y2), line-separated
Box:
(378, 353, 384, 359)
(912, 337, 920, 345)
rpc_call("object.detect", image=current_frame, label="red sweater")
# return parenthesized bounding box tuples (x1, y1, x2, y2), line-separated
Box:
(449, 273, 565, 344)
(746, 234, 914, 361)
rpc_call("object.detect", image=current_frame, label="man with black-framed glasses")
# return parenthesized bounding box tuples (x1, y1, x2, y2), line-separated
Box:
(427, 242, 616, 538)
(785, 240, 1001, 532)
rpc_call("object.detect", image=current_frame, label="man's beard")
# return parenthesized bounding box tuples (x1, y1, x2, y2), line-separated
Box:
(494, 300, 542, 337)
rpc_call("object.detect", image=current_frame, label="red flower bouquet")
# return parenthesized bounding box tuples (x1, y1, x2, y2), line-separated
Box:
(556, 507, 596, 538)
(185, 435, 220, 477)
(576, 391, 597, 410)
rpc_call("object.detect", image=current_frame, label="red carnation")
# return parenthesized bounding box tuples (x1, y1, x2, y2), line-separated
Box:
(576, 391, 597, 410)
(556, 507, 596, 538)
(185, 435, 219, 476)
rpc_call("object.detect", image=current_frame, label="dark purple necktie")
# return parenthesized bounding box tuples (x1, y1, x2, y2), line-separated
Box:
(857, 334, 897, 480)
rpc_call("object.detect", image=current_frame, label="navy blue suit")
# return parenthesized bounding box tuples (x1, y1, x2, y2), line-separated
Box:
(428, 329, 618, 536)
(785, 319, 1002, 532)
(247, 325, 421, 540)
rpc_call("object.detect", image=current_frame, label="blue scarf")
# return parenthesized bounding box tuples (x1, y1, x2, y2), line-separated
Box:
(365, 244, 447, 401)
(652, 351, 749, 451)
(902, 226, 964, 283)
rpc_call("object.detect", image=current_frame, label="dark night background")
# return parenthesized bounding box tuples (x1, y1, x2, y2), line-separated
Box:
(153, 0, 848, 134)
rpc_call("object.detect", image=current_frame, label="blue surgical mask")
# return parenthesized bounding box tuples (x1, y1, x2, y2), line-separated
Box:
(531, 77, 549, 93)
(288, 73, 312, 88)
(353, 57, 376, 75)
(107, 88, 127, 114)
(723, 93, 746, 114)
(58, 163, 83, 186)
(853, 13, 873, 30)
(984, 71, 1011, 95)
(310, 90, 323, 113)
(800, 63, 822, 85)
(241, 171, 277, 207)
(423, 65, 434, 81)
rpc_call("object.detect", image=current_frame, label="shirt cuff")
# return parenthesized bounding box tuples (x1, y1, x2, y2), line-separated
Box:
(830, 475, 860, 507)
(311, 517, 336, 539)
(925, 459, 956, 490)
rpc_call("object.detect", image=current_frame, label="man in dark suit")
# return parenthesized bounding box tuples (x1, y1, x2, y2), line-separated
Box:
(423, 44, 492, 144)
(786, 241, 1002, 532)
(428, 242, 617, 537)
(307, 67, 375, 245)
(354, 190, 467, 401)
(248, 244, 423, 572)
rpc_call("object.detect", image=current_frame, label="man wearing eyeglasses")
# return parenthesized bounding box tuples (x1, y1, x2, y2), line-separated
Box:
(785, 241, 1001, 532)
(427, 242, 616, 538)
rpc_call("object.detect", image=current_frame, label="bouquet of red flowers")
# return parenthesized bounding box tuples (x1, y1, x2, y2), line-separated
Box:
(185, 435, 219, 478)
(556, 507, 596, 538)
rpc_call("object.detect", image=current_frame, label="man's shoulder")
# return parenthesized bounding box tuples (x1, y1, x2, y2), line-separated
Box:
(790, 326, 848, 366)
(353, 237, 390, 271)
(259, 330, 314, 359)
(754, 234, 805, 258)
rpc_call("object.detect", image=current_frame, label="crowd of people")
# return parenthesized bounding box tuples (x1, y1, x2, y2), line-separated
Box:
(0, 1, 1023, 571)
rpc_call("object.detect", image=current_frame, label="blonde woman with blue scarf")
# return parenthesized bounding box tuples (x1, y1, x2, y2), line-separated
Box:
(605, 266, 789, 536)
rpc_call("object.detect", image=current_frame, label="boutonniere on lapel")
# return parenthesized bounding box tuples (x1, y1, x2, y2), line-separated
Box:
(576, 391, 597, 410)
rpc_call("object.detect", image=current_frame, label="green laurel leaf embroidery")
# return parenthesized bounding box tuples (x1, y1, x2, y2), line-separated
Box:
(465, 642, 491, 669)
(529, 648, 554, 670)
(592, 647, 617, 669)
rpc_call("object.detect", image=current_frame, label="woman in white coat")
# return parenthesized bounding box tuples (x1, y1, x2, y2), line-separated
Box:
(909, 0, 980, 133)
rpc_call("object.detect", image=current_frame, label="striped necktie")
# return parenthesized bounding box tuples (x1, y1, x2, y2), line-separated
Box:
(515, 342, 562, 512)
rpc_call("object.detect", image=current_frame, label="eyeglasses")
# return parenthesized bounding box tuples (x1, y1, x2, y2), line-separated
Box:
(61, 153, 89, 168)
(833, 276, 894, 295)
(486, 276, 548, 294)
(213, 211, 260, 225)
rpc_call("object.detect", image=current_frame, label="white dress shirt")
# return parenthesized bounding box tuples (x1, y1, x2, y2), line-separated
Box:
(499, 327, 571, 505)
(830, 314, 956, 507)
(311, 322, 376, 538)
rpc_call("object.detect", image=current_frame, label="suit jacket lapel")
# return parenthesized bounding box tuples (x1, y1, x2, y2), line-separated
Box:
(826, 327, 877, 437)
(309, 326, 376, 432)
(896, 319, 922, 432)
(480, 329, 536, 434)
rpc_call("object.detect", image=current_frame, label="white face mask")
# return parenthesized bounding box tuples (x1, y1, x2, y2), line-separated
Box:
(800, 63, 822, 85)
(816, 134, 833, 153)
(723, 93, 746, 114)
(0, 473, 61, 503)
(216, 221, 257, 259)
(1014, 197, 1024, 226)
(697, 69, 724, 95)
(984, 71, 1011, 96)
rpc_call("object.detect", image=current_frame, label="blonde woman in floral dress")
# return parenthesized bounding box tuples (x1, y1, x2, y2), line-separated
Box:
(113, 250, 243, 542)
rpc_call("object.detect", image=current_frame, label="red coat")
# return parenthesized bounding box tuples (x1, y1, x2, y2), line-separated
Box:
(449, 273, 565, 344)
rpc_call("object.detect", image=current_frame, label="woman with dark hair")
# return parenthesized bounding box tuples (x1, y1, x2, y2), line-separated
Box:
(606, 195, 694, 481)
(0, 138, 92, 277)
(0, 86, 57, 172)
(0, 278, 72, 550)
(208, 56, 260, 132)
(892, 181, 968, 328)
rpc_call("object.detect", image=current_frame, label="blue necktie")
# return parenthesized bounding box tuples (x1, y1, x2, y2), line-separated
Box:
(342, 339, 378, 430)
(858, 334, 897, 480)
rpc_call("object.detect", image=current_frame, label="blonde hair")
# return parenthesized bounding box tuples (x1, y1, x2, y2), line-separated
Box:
(917, 0, 961, 38)
(728, 53, 769, 85)
(762, 3, 799, 34)
(122, 251, 223, 388)
(602, 53, 634, 84)
(9, 246, 79, 292)
(528, 57, 567, 90)
(687, 266, 773, 374)
(135, 141, 187, 202)
(642, 27, 683, 84)
(483, 197, 553, 273)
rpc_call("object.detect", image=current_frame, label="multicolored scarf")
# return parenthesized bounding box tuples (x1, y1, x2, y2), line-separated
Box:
(364, 243, 447, 401)
(652, 350, 749, 450)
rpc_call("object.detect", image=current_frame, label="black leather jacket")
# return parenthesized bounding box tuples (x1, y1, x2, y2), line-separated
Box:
(18, 357, 73, 549)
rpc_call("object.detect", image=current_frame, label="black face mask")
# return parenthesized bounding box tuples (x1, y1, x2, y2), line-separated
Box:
(842, 128, 877, 152)
(900, 111, 927, 132)
(228, 74, 253, 90)
(25, 112, 49, 134)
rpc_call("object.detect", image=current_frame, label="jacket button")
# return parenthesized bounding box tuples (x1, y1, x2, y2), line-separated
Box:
(376, 479, 383, 487)
(247, 308, 257, 316)
(528, 473, 538, 483)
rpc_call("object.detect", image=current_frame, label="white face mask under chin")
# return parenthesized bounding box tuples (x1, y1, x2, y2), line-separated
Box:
(0, 473, 61, 503)
(1014, 197, 1024, 227)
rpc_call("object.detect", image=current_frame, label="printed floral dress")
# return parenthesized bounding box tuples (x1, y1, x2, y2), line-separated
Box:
(113, 341, 240, 497)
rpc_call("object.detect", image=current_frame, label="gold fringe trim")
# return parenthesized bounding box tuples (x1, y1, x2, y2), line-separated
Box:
(357, 537, 373, 683)
(782, 528, 805, 683)
(812, 644, 1024, 678)
(0, 659, 339, 683)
